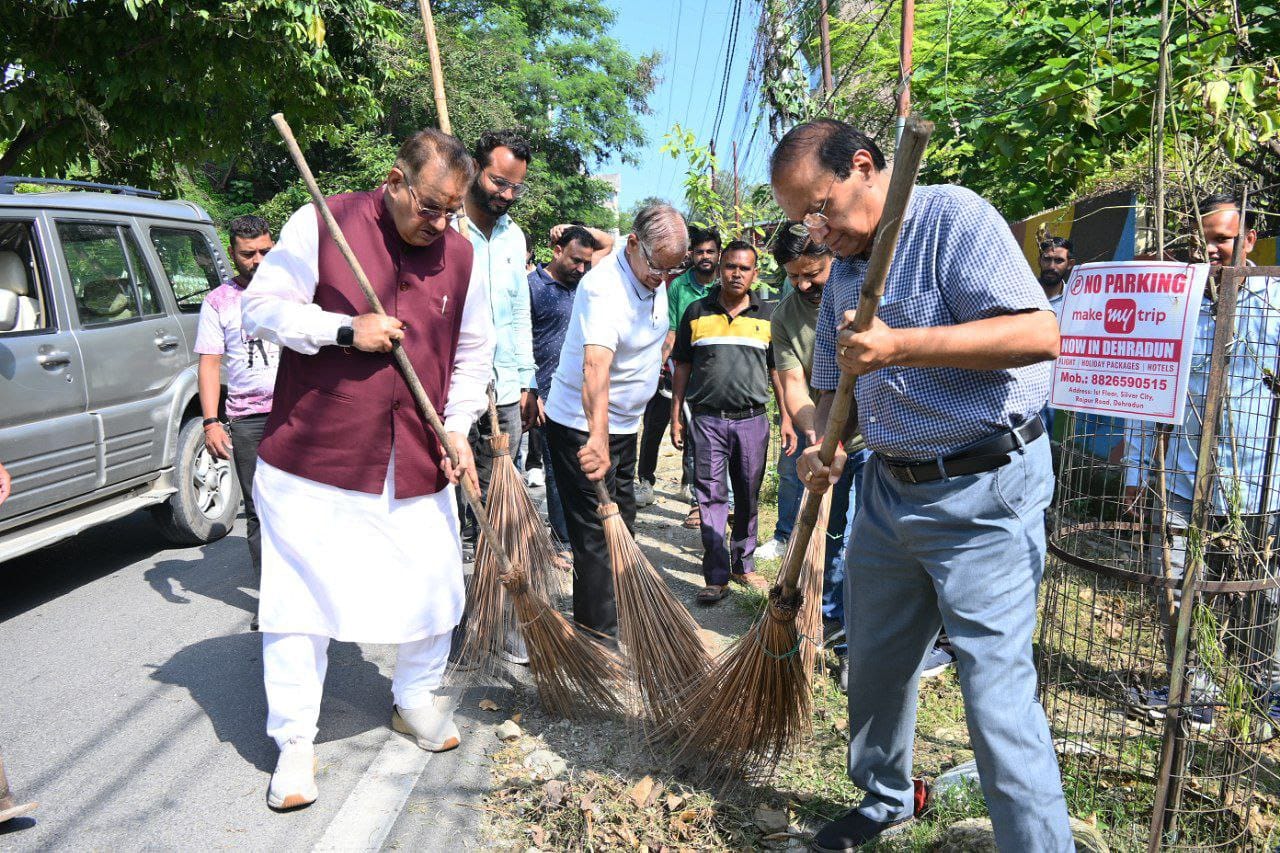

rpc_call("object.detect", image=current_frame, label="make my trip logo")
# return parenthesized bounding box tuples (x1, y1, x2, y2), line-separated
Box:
(1104, 298, 1136, 334)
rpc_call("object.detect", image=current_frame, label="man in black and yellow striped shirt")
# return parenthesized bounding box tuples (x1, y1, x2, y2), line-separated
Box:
(670, 240, 776, 604)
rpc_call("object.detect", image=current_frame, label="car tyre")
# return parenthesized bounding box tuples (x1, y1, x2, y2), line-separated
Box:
(152, 415, 240, 545)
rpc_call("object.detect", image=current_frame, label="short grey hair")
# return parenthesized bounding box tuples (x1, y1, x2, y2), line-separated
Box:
(633, 202, 688, 256)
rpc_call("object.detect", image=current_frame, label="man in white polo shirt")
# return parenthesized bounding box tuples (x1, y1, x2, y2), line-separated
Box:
(544, 201, 689, 636)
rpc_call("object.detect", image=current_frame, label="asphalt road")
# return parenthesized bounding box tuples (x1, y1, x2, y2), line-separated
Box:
(0, 509, 505, 852)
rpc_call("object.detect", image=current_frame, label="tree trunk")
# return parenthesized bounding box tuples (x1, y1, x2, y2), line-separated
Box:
(0, 119, 70, 175)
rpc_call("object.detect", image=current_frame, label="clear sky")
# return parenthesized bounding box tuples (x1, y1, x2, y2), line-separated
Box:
(601, 0, 767, 212)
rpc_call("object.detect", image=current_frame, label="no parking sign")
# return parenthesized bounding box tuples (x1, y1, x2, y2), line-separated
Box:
(1049, 261, 1210, 424)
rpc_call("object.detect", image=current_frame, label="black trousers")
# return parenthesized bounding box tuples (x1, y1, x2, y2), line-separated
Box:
(637, 390, 695, 489)
(228, 412, 269, 584)
(544, 418, 637, 636)
(525, 424, 544, 470)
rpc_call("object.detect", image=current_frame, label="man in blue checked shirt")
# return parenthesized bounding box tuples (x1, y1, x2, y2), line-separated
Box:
(772, 119, 1071, 852)
(1122, 194, 1280, 726)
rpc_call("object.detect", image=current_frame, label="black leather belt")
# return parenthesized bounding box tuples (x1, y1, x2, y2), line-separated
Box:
(692, 404, 767, 420)
(882, 417, 1045, 484)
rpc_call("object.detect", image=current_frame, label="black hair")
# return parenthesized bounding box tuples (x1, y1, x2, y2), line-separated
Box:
(770, 118, 887, 180)
(772, 224, 832, 266)
(228, 214, 270, 248)
(474, 129, 532, 170)
(1038, 235, 1074, 257)
(721, 239, 757, 264)
(1199, 191, 1258, 229)
(555, 225, 601, 251)
(396, 128, 475, 182)
(688, 226, 721, 250)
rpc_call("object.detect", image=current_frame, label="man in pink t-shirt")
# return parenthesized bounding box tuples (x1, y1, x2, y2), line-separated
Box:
(194, 215, 277, 628)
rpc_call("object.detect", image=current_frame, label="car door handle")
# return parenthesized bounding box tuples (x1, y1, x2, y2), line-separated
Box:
(155, 334, 181, 351)
(37, 349, 72, 368)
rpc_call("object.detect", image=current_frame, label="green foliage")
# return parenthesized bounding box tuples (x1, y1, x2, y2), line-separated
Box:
(0, 1, 652, 251)
(660, 124, 785, 296)
(807, 0, 1280, 224)
(0, 0, 400, 184)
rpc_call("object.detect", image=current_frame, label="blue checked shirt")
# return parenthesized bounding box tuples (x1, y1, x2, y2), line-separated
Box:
(1123, 269, 1280, 514)
(811, 185, 1053, 460)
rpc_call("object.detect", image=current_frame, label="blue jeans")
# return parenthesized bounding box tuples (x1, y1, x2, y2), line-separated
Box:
(843, 435, 1072, 850)
(774, 432, 807, 542)
(540, 428, 570, 545)
(823, 448, 868, 625)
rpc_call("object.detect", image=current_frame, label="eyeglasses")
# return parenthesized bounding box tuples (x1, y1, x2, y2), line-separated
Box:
(638, 241, 691, 278)
(789, 173, 839, 238)
(405, 183, 461, 223)
(484, 172, 529, 198)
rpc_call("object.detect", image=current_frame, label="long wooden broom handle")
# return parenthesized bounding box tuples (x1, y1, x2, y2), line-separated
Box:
(271, 112, 518, 580)
(416, 0, 452, 135)
(775, 117, 934, 598)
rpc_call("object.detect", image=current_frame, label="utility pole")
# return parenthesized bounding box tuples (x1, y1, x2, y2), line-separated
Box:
(896, 0, 915, 149)
(818, 0, 834, 95)
(732, 140, 741, 230)
(709, 140, 717, 188)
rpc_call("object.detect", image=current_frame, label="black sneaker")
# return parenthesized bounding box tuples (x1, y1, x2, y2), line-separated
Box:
(810, 810, 913, 852)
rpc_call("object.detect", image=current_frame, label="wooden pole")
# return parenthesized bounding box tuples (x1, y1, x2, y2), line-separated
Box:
(416, 0, 452, 135)
(895, 0, 915, 149)
(818, 0, 835, 95)
(1150, 0, 1171, 256)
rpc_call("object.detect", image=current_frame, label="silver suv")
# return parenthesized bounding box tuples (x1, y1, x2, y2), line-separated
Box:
(0, 177, 241, 562)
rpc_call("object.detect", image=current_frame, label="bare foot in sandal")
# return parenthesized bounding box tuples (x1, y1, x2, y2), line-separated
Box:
(696, 584, 728, 605)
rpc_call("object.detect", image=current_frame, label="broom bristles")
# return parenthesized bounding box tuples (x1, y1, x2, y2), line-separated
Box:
(513, 584, 629, 718)
(794, 490, 831, 682)
(459, 435, 568, 670)
(657, 587, 810, 781)
(599, 503, 710, 730)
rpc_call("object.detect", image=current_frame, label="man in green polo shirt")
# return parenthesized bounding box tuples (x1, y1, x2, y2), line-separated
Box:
(636, 227, 722, 523)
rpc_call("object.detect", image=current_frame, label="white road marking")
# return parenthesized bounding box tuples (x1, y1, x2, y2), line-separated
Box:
(312, 688, 464, 852)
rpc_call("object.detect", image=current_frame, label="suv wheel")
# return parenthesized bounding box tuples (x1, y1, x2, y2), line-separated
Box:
(152, 415, 241, 545)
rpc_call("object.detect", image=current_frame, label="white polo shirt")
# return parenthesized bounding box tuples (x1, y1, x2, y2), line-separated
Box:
(546, 249, 668, 434)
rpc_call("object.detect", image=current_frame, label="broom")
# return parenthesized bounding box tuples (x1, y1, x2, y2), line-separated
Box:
(272, 113, 626, 718)
(594, 479, 710, 730)
(658, 117, 934, 779)
(793, 488, 832, 684)
(458, 395, 569, 668)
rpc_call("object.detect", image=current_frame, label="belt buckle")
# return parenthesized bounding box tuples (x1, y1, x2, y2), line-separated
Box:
(895, 464, 917, 484)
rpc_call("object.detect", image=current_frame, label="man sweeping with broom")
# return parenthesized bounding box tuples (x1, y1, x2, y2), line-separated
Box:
(543, 201, 688, 637)
(242, 128, 494, 811)
(772, 119, 1073, 851)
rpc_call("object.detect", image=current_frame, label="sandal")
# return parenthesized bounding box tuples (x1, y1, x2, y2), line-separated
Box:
(696, 585, 728, 605)
(730, 572, 770, 591)
(683, 506, 701, 529)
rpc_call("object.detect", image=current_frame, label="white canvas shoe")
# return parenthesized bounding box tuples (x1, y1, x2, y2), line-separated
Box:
(392, 702, 461, 752)
(755, 537, 786, 560)
(525, 467, 545, 488)
(267, 737, 318, 811)
(635, 479, 656, 507)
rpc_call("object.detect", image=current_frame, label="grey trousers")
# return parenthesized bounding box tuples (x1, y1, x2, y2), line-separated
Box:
(843, 434, 1074, 851)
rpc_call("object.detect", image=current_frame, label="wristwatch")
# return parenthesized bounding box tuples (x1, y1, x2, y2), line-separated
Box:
(336, 320, 355, 348)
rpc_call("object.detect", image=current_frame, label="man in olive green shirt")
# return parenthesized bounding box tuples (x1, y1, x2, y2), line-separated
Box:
(636, 227, 722, 522)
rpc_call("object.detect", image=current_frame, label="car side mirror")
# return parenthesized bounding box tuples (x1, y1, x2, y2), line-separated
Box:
(0, 289, 17, 333)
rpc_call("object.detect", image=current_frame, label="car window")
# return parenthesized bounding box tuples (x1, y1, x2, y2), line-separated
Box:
(0, 219, 52, 334)
(58, 221, 162, 326)
(149, 227, 221, 313)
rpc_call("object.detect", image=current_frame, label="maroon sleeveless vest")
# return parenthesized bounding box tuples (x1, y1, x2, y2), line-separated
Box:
(257, 189, 474, 498)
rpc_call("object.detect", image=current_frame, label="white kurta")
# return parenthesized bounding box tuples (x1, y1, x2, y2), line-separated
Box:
(242, 202, 495, 643)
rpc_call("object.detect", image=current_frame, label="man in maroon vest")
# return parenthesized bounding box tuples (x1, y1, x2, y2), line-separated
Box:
(242, 129, 495, 811)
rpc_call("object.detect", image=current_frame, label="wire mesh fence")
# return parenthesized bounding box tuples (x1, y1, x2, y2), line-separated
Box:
(1039, 264, 1280, 850)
